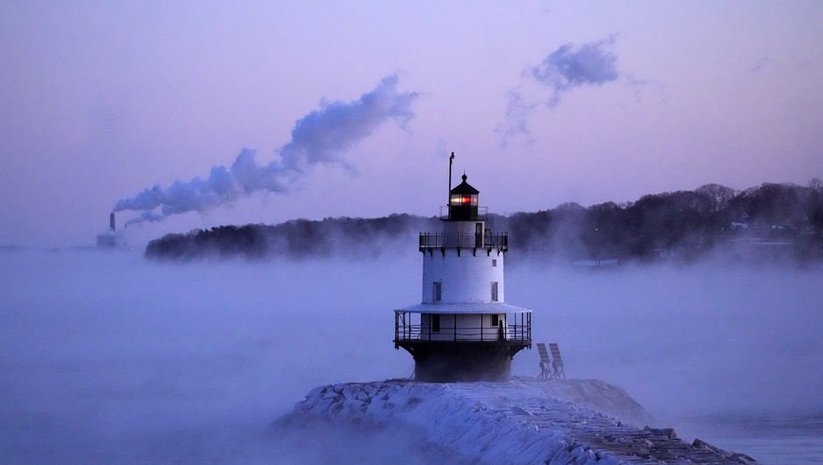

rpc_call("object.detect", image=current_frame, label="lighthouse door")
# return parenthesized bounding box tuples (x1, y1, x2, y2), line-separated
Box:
(475, 223, 483, 247)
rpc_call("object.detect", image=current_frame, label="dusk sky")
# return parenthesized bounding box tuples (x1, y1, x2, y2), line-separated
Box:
(2, 1, 821, 247)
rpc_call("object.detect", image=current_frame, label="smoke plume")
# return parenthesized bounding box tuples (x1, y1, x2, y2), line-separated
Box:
(530, 35, 620, 107)
(114, 74, 418, 225)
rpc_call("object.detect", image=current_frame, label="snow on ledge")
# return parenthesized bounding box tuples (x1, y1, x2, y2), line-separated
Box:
(278, 378, 757, 465)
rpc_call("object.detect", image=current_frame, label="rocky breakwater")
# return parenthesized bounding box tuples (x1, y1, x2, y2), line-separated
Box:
(278, 378, 758, 465)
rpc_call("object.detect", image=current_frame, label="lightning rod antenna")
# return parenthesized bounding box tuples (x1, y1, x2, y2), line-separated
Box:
(448, 152, 455, 197)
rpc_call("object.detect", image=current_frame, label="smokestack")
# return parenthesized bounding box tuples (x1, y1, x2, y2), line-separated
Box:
(110, 213, 115, 232)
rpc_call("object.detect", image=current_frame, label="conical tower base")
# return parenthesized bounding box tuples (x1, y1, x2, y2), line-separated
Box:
(410, 341, 525, 382)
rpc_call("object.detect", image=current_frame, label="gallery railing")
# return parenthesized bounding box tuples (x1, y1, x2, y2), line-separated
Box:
(418, 232, 508, 251)
(394, 312, 531, 344)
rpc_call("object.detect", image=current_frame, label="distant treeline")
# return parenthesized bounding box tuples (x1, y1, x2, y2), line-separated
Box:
(145, 181, 823, 263)
(145, 214, 431, 260)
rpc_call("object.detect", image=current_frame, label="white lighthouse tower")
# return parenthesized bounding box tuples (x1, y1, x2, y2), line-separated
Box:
(394, 161, 532, 381)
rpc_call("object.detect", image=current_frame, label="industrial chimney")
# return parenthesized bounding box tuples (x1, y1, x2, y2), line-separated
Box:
(96, 212, 125, 248)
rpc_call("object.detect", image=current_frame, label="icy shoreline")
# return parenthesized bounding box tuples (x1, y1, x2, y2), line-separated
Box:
(278, 378, 757, 465)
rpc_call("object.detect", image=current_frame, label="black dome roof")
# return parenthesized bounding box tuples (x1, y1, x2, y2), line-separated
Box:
(450, 174, 479, 195)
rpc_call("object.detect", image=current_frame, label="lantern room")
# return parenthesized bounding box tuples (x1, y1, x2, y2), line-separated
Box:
(448, 174, 480, 221)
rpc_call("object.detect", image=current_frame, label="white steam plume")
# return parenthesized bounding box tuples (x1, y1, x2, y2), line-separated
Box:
(114, 74, 418, 225)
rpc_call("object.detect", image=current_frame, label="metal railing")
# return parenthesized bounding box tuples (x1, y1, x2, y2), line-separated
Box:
(394, 312, 531, 344)
(419, 232, 508, 251)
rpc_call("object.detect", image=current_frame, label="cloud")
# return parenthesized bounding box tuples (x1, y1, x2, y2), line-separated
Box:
(114, 74, 418, 225)
(497, 35, 623, 141)
(497, 89, 539, 141)
(530, 35, 620, 107)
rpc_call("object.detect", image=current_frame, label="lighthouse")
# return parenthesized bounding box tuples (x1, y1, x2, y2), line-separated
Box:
(394, 161, 532, 381)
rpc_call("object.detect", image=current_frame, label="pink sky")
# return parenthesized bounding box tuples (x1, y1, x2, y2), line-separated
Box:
(1, 1, 821, 247)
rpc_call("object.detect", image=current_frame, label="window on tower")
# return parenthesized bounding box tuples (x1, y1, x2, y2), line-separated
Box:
(450, 194, 478, 206)
(433, 281, 442, 302)
(491, 281, 499, 302)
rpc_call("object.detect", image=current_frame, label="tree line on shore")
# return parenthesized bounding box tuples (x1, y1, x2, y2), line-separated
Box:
(145, 181, 823, 263)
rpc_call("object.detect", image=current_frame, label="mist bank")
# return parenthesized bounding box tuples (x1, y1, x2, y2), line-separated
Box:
(2, 249, 821, 463)
(145, 182, 823, 263)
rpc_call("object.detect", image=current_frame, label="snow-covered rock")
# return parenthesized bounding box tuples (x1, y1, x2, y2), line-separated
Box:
(278, 378, 757, 465)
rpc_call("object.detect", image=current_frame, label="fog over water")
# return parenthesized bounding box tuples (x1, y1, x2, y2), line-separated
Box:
(1, 249, 821, 464)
